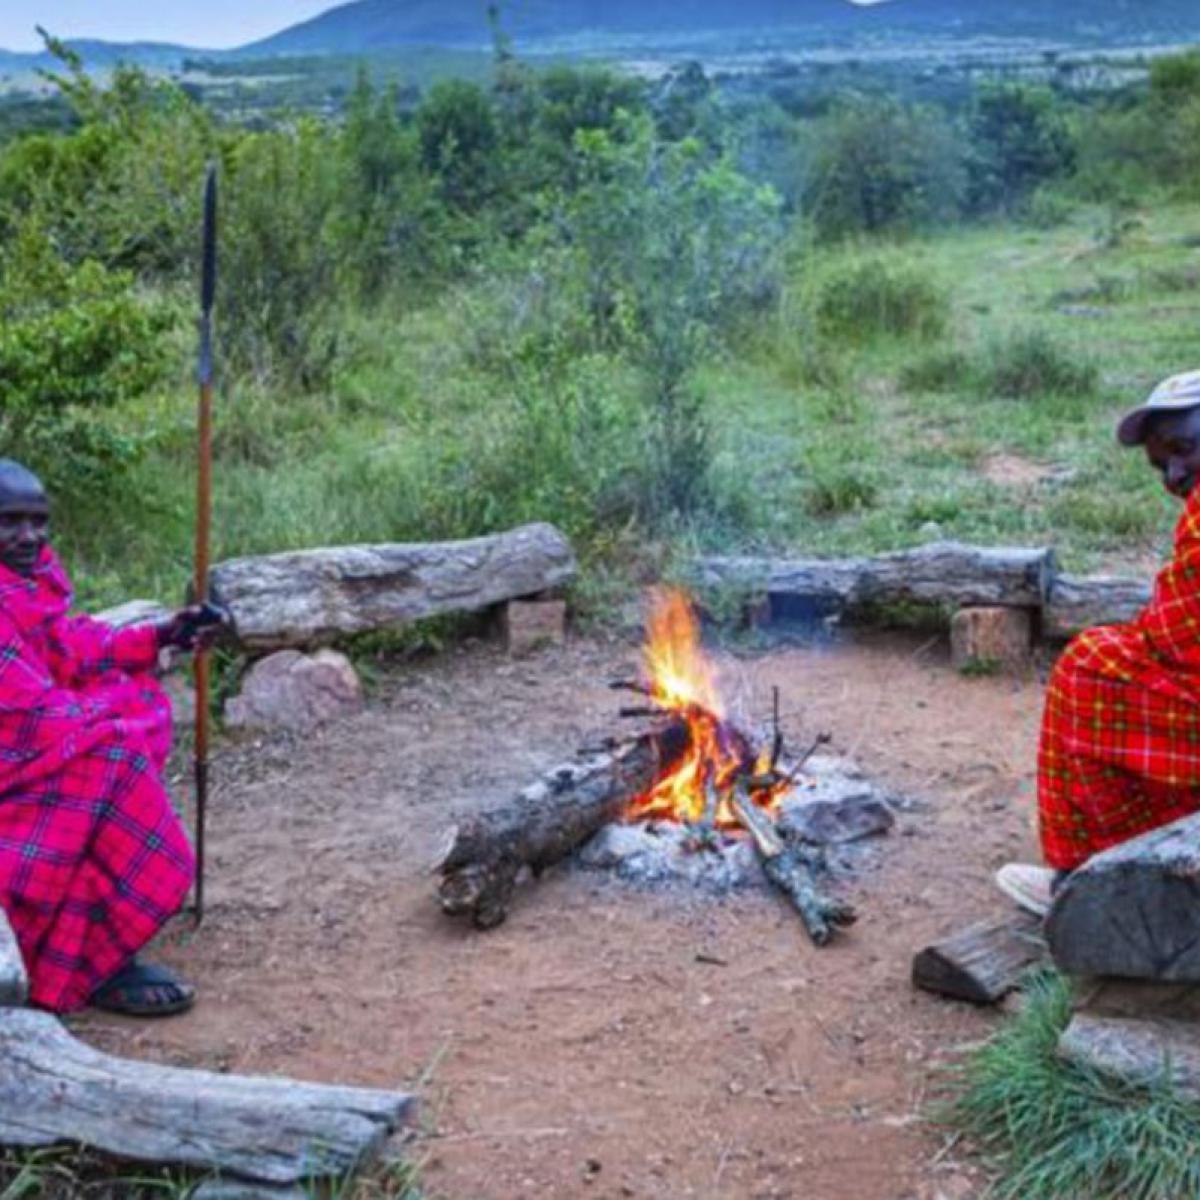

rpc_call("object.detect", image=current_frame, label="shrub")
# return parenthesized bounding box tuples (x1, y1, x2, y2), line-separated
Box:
(0, 219, 173, 495)
(816, 256, 950, 342)
(899, 347, 971, 393)
(806, 96, 966, 239)
(981, 329, 1098, 399)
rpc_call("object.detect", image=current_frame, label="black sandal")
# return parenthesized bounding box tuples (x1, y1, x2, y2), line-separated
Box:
(91, 959, 195, 1017)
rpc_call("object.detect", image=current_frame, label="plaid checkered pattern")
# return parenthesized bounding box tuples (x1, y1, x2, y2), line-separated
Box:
(0, 549, 193, 1011)
(1039, 485, 1200, 869)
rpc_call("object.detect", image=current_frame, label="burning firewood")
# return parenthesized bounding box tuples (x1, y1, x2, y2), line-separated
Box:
(435, 587, 859, 941)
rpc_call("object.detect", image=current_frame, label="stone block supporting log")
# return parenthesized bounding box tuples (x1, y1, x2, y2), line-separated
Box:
(1043, 573, 1152, 640)
(0, 1009, 413, 1186)
(950, 606, 1033, 674)
(210, 523, 577, 651)
(1046, 812, 1200, 982)
(0, 907, 28, 1007)
(502, 599, 567, 656)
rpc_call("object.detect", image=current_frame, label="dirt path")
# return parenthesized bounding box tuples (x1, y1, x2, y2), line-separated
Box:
(71, 630, 1048, 1200)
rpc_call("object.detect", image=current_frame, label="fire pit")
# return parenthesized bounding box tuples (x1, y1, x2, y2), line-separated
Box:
(435, 589, 895, 942)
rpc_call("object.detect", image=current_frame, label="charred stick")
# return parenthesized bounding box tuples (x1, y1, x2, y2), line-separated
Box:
(769, 686, 783, 773)
(730, 784, 856, 946)
(784, 732, 834, 784)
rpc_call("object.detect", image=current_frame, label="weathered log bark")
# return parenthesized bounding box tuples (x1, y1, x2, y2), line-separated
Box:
(731, 787, 856, 946)
(436, 726, 686, 930)
(0, 908, 27, 1008)
(694, 543, 1056, 613)
(190, 1183, 307, 1200)
(210, 523, 577, 651)
(1058, 1014, 1200, 1100)
(1042, 573, 1151, 640)
(0, 1009, 413, 1185)
(912, 914, 1046, 1004)
(1046, 812, 1200, 982)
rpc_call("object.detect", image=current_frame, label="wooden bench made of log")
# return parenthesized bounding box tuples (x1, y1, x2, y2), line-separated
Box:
(210, 522, 577, 651)
(692, 544, 1150, 641)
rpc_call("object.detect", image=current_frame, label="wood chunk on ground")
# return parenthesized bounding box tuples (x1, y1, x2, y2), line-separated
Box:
(1059, 1013, 1200, 1101)
(950, 606, 1033, 673)
(0, 1009, 413, 1186)
(912, 913, 1047, 1004)
(0, 908, 27, 1008)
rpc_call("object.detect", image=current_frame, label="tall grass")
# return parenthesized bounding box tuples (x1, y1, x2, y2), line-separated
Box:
(946, 971, 1200, 1200)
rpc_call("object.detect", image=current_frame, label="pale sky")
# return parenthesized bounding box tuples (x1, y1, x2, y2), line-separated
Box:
(0, 1, 336, 53)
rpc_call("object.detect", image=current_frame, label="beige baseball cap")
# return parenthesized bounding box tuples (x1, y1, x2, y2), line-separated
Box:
(1118, 369, 1200, 446)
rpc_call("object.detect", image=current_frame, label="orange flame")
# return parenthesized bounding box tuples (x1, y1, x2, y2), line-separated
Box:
(627, 588, 786, 829)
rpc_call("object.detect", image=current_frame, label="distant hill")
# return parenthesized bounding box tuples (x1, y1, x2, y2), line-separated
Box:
(243, 0, 1200, 56)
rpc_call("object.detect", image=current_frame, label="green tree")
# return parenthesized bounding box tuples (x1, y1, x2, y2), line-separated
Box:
(416, 79, 498, 212)
(966, 84, 1075, 214)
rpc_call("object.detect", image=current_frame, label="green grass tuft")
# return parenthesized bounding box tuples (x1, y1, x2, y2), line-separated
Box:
(980, 328, 1099, 400)
(945, 971, 1200, 1200)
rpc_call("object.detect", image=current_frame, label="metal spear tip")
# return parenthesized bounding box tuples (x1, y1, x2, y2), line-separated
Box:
(200, 162, 218, 315)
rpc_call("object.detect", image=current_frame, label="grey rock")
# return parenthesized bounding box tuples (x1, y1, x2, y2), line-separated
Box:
(1059, 1014, 1200, 1101)
(210, 523, 577, 651)
(0, 907, 28, 1007)
(94, 599, 170, 629)
(225, 650, 363, 734)
(779, 792, 895, 845)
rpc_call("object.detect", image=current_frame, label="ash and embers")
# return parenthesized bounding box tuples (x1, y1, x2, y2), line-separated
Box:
(578, 753, 897, 893)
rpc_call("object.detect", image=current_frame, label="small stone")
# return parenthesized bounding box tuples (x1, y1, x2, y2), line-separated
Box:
(779, 793, 894, 845)
(502, 599, 567, 656)
(224, 650, 363, 734)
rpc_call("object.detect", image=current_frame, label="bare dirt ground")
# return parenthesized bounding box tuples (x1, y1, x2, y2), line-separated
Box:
(71, 628, 1050, 1200)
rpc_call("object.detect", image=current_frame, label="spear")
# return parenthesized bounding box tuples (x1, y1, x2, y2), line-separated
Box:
(192, 162, 218, 926)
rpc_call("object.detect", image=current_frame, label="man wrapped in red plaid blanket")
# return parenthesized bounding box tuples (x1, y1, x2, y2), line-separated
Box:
(0, 461, 225, 1015)
(999, 370, 1200, 917)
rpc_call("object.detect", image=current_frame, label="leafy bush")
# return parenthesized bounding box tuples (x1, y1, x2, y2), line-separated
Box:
(0, 219, 173, 494)
(947, 971, 1200, 1200)
(816, 255, 950, 341)
(981, 329, 1098, 399)
(966, 84, 1075, 215)
(806, 96, 966, 239)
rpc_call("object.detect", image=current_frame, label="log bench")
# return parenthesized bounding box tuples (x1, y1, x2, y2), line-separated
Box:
(0, 908, 414, 1195)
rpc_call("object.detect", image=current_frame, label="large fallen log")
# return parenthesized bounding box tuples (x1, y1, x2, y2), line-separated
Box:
(1058, 1013, 1200, 1101)
(436, 725, 687, 930)
(210, 522, 577, 651)
(0, 908, 27, 1007)
(0, 1009, 413, 1186)
(693, 543, 1057, 613)
(1042, 573, 1151, 640)
(1046, 812, 1200, 982)
(731, 785, 856, 946)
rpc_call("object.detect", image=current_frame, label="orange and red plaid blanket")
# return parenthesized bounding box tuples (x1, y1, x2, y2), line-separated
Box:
(0, 549, 192, 1011)
(1040, 484, 1200, 868)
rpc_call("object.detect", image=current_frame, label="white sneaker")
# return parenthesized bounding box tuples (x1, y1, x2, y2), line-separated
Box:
(994, 863, 1055, 917)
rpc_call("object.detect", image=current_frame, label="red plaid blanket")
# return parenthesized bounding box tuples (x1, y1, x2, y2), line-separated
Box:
(0, 549, 193, 1011)
(1040, 484, 1200, 869)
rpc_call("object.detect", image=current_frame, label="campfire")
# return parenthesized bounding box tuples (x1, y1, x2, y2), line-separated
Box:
(436, 588, 859, 945)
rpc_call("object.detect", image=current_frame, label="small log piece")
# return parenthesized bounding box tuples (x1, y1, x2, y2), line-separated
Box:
(0, 907, 28, 1007)
(1043, 573, 1151, 640)
(436, 725, 686, 930)
(502, 599, 567, 656)
(693, 543, 1057, 614)
(0, 1008, 413, 1185)
(1058, 1013, 1200, 1101)
(1046, 811, 1200, 982)
(731, 787, 856, 946)
(912, 913, 1047, 1004)
(210, 522, 577, 651)
(950, 606, 1033, 674)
